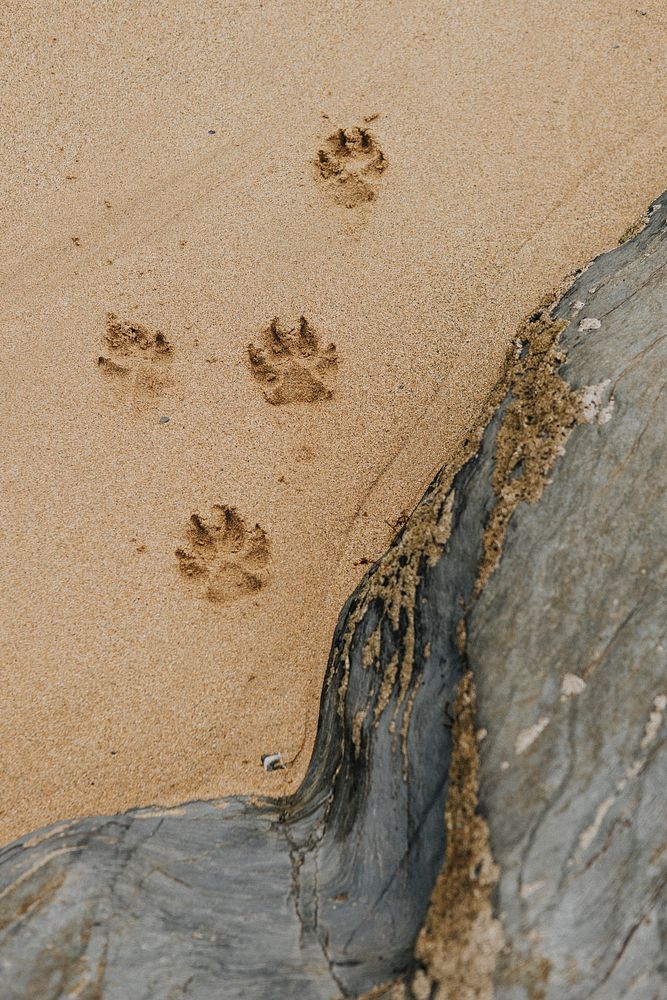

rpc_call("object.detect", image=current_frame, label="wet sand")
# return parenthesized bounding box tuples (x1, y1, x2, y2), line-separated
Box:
(1, 1, 667, 844)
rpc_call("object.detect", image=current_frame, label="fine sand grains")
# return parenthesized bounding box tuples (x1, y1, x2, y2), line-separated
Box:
(1, 2, 667, 844)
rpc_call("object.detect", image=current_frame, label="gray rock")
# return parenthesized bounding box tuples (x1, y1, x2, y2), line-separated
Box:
(0, 196, 664, 999)
(474, 199, 667, 1000)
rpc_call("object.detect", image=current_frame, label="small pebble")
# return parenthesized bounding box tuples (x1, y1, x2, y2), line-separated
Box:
(159, 416, 170, 424)
(261, 752, 286, 772)
(208, 129, 216, 135)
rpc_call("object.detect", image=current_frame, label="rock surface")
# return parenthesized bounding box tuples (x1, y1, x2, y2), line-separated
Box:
(0, 196, 665, 999)
(476, 203, 667, 1000)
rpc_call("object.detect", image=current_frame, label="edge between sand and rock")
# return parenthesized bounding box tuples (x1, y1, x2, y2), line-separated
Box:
(0, 194, 665, 999)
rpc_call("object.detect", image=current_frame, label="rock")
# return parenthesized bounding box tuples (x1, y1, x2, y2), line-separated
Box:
(0, 195, 665, 999)
(473, 201, 667, 1000)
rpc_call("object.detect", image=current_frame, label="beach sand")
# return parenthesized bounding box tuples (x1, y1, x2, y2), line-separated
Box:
(1, 1, 666, 845)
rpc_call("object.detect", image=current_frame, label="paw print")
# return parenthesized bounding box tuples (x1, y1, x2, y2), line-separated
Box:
(316, 126, 387, 208)
(176, 505, 271, 606)
(97, 313, 173, 404)
(248, 316, 339, 405)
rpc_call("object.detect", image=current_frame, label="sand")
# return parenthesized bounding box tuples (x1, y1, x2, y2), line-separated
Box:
(1, 1, 666, 846)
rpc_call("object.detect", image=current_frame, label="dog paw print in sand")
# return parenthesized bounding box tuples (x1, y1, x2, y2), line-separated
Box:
(315, 126, 386, 208)
(176, 505, 271, 606)
(97, 313, 173, 404)
(248, 316, 339, 404)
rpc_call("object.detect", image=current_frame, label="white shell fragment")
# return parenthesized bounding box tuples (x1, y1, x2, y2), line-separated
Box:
(560, 673, 587, 700)
(515, 716, 550, 755)
(578, 317, 602, 332)
(580, 380, 614, 424)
